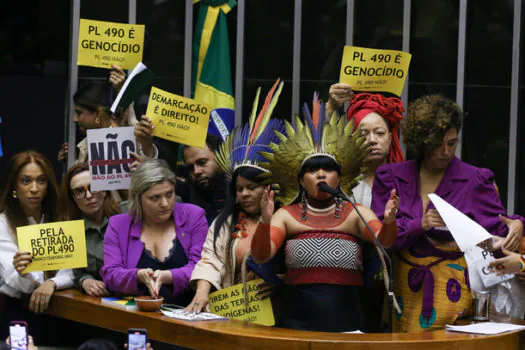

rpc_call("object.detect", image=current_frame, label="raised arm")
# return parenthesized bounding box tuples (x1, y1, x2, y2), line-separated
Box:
(251, 187, 286, 264)
(354, 189, 399, 248)
(326, 83, 352, 117)
(372, 165, 423, 252)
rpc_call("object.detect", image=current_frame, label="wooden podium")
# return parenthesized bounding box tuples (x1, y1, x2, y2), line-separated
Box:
(47, 290, 524, 350)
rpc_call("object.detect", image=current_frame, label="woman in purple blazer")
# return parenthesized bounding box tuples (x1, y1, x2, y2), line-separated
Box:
(100, 159, 208, 305)
(371, 95, 524, 332)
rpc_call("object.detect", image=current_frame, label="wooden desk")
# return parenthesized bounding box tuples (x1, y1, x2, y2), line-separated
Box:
(47, 290, 524, 350)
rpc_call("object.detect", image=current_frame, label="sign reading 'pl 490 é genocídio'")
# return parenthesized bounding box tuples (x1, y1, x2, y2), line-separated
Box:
(78, 19, 145, 69)
(339, 46, 411, 97)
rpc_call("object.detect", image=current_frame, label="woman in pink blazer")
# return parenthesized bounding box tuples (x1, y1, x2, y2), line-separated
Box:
(101, 159, 208, 305)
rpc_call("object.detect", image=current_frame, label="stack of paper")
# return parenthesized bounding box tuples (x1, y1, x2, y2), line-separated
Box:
(445, 322, 525, 335)
(160, 308, 228, 322)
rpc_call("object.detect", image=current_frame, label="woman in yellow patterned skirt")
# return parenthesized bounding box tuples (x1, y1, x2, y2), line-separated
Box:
(371, 95, 524, 332)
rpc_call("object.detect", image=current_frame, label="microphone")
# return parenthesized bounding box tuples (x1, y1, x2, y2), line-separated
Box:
(317, 182, 390, 260)
(317, 182, 396, 333)
(317, 182, 339, 196)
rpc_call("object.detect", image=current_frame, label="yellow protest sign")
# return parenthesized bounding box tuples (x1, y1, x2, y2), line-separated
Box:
(78, 19, 145, 69)
(339, 46, 412, 97)
(208, 279, 275, 326)
(17, 220, 87, 273)
(146, 87, 210, 148)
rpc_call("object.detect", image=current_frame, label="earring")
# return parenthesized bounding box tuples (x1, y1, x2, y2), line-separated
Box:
(301, 191, 308, 221)
(12, 190, 17, 199)
(334, 195, 343, 219)
(95, 117, 101, 124)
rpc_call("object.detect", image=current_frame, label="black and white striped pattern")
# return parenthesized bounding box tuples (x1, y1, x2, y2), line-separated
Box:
(285, 235, 363, 270)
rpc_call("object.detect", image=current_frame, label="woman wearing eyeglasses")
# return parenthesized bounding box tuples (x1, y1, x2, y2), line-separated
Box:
(58, 162, 120, 296)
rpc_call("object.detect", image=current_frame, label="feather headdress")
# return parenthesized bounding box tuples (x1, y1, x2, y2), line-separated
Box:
(259, 94, 370, 205)
(216, 79, 285, 178)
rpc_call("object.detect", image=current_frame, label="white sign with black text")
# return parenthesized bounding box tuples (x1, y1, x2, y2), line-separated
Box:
(87, 126, 136, 191)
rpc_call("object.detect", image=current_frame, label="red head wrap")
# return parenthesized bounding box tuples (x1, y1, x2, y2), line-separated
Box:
(346, 93, 405, 164)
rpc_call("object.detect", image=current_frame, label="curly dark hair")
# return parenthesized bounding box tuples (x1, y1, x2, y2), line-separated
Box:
(401, 95, 463, 161)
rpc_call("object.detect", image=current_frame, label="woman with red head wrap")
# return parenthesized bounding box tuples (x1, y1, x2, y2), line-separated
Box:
(327, 82, 405, 207)
(327, 84, 405, 333)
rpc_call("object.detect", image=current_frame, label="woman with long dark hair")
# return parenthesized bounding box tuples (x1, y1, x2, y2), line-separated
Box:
(251, 97, 399, 332)
(186, 81, 285, 314)
(0, 151, 74, 342)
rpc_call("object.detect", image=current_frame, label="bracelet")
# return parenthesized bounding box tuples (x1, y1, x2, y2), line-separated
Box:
(257, 218, 270, 226)
(520, 255, 525, 273)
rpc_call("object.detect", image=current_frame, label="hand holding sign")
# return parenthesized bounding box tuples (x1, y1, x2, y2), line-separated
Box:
(487, 247, 523, 276)
(328, 83, 353, 110)
(13, 251, 32, 276)
(499, 215, 523, 252)
(109, 65, 126, 93)
(256, 280, 278, 300)
(134, 116, 155, 158)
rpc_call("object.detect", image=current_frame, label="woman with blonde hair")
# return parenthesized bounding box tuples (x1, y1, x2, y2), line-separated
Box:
(101, 159, 208, 305)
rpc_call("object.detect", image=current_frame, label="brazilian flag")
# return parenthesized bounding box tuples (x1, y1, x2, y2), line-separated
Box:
(192, 0, 236, 110)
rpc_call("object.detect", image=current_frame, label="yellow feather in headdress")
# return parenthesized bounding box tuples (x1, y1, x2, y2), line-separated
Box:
(260, 109, 370, 205)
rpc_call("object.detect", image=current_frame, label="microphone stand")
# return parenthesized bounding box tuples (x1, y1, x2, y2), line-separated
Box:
(318, 183, 396, 333)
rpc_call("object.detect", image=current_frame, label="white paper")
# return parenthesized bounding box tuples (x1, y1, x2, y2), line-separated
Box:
(428, 194, 491, 251)
(87, 126, 136, 191)
(464, 246, 514, 289)
(445, 322, 525, 335)
(160, 309, 228, 321)
(343, 330, 364, 334)
(110, 62, 148, 113)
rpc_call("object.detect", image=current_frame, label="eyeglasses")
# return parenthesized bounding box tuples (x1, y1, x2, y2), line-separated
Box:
(71, 185, 101, 200)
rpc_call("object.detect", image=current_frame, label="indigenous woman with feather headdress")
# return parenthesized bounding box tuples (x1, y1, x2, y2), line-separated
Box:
(186, 80, 285, 314)
(250, 96, 400, 332)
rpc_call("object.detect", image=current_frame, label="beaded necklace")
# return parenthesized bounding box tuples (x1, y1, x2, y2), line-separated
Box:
(306, 203, 336, 213)
(232, 212, 254, 239)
